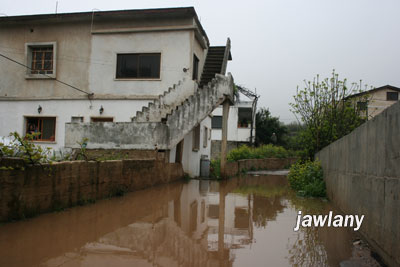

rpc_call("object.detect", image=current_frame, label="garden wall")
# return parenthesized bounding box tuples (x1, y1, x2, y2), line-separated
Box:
(0, 159, 183, 222)
(316, 101, 400, 267)
(225, 157, 297, 177)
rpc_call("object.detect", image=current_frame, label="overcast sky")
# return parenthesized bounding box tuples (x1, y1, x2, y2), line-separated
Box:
(2, 0, 399, 123)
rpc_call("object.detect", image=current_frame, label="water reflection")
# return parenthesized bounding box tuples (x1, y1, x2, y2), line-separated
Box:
(0, 175, 354, 267)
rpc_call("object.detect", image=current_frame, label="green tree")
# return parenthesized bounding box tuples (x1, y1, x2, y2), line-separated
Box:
(289, 70, 368, 159)
(255, 108, 287, 146)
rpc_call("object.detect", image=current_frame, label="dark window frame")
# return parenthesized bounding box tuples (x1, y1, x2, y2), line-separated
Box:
(192, 125, 200, 151)
(212, 116, 223, 129)
(238, 107, 252, 128)
(203, 126, 208, 148)
(192, 54, 199, 81)
(91, 117, 114, 122)
(387, 91, 399, 101)
(25, 116, 56, 142)
(116, 53, 161, 79)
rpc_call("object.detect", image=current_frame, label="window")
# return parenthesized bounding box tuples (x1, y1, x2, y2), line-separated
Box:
(71, 116, 84, 123)
(387, 92, 399, 101)
(25, 117, 56, 141)
(91, 117, 113, 122)
(192, 54, 199, 81)
(212, 116, 222, 129)
(208, 204, 219, 219)
(357, 101, 368, 111)
(234, 208, 249, 229)
(192, 125, 200, 151)
(25, 42, 57, 79)
(203, 126, 208, 148)
(116, 53, 161, 79)
(238, 108, 252, 128)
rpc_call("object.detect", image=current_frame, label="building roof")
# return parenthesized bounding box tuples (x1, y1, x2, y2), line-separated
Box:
(0, 7, 209, 45)
(347, 85, 400, 99)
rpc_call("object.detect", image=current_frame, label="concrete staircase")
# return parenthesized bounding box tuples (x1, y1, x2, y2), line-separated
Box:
(65, 74, 234, 150)
(167, 74, 233, 148)
(133, 80, 191, 123)
(200, 38, 232, 86)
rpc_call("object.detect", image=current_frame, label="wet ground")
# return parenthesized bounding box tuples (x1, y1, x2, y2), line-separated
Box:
(0, 172, 380, 267)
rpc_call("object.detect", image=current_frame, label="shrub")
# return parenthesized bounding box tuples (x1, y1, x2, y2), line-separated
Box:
(210, 158, 221, 179)
(288, 161, 326, 197)
(227, 144, 296, 162)
(0, 132, 52, 165)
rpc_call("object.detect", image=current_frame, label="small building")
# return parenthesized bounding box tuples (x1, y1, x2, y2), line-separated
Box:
(0, 7, 235, 177)
(210, 92, 257, 160)
(348, 85, 400, 119)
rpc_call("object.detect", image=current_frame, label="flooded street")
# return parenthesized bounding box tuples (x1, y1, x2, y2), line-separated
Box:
(0, 174, 357, 267)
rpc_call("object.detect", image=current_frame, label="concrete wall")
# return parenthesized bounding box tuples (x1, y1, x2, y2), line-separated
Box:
(0, 159, 184, 222)
(224, 158, 298, 177)
(316, 101, 400, 267)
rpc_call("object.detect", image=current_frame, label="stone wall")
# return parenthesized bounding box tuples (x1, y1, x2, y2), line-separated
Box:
(0, 159, 183, 222)
(316, 101, 400, 267)
(224, 158, 297, 177)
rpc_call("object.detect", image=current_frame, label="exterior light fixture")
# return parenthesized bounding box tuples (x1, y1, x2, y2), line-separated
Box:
(99, 105, 104, 114)
(38, 105, 42, 114)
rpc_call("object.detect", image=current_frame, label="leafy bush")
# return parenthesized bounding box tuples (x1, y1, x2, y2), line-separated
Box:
(288, 161, 326, 197)
(0, 132, 52, 165)
(210, 158, 221, 179)
(227, 144, 296, 162)
(289, 71, 368, 160)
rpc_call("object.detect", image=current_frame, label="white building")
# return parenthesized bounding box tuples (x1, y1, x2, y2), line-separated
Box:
(211, 93, 256, 159)
(0, 7, 234, 177)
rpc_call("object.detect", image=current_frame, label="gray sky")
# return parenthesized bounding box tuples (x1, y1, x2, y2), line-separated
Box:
(2, 0, 400, 123)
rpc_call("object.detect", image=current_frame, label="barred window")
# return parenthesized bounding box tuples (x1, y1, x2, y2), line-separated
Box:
(25, 42, 57, 79)
(31, 47, 53, 74)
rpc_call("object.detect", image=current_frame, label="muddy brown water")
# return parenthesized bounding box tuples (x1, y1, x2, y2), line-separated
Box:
(0, 174, 357, 267)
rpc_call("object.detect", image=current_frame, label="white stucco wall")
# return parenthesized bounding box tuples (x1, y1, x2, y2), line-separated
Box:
(180, 116, 212, 177)
(211, 102, 254, 142)
(0, 99, 149, 151)
(89, 31, 195, 97)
